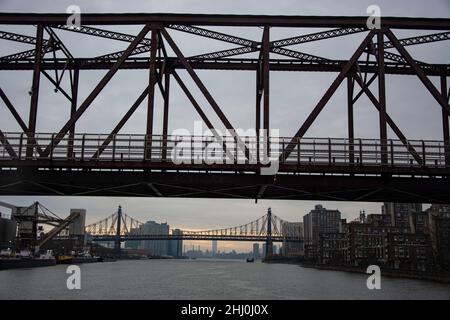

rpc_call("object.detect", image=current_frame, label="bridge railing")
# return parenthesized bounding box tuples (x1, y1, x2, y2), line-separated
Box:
(0, 132, 449, 169)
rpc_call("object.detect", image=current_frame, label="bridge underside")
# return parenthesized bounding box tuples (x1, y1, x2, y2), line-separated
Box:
(1, 169, 448, 203)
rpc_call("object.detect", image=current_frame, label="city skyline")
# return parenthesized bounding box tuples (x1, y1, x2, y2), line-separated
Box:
(0, 197, 436, 252)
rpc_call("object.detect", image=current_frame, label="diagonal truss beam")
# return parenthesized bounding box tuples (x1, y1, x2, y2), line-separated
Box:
(167, 24, 258, 47)
(0, 86, 29, 132)
(54, 24, 153, 46)
(0, 39, 58, 62)
(0, 130, 18, 158)
(172, 70, 235, 161)
(352, 73, 423, 165)
(270, 47, 330, 62)
(0, 30, 46, 45)
(91, 85, 150, 159)
(92, 44, 152, 61)
(271, 27, 366, 48)
(385, 29, 450, 116)
(382, 31, 450, 49)
(280, 30, 376, 161)
(44, 26, 73, 60)
(161, 27, 250, 160)
(189, 46, 257, 60)
(0, 86, 45, 156)
(41, 25, 151, 157)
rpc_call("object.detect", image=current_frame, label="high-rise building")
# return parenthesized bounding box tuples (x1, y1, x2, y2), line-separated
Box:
(426, 204, 450, 270)
(303, 205, 342, 261)
(273, 244, 278, 255)
(303, 205, 342, 243)
(169, 229, 183, 258)
(382, 203, 422, 229)
(282, 222, 304, 256)
(252, 243, 260, 259)
(211, 240, 217, 256)
(139, 220, 170, 256)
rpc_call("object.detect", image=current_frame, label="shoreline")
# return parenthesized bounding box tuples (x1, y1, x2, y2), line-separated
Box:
(264, 258, 450, 284)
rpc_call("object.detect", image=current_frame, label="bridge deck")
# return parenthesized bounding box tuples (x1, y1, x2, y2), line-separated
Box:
(0, 134, 449, 203)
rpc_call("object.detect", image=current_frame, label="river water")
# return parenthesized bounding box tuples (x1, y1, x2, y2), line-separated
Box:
(0, 259, 449, 300)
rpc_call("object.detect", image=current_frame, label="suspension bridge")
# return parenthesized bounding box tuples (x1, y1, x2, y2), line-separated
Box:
(85, 206, 303, 256)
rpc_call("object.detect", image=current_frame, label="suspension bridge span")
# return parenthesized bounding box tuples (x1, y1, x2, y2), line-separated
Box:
(85, 206, 303, 256)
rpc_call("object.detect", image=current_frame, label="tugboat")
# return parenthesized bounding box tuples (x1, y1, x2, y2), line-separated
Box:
(246, 257, 254, 263)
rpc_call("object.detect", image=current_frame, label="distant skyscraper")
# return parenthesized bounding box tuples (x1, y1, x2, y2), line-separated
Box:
(282, 222, 304, 256)
(212, 240, 217, 256)
(382, 203, 422, 229)
(138, 220, 170, 256)
(169, 229, 183, 258)
(252, 243, 260, 259)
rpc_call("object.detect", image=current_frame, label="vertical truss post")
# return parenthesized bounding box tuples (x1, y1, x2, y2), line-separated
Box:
(262, 27, 270, 157)
(146, 27, 158, 160)
(68, 66, 79, 159)
(27, 24, 43, 158)
(162, 67, 170, 160)
(377, 30, 388, 165)
(256, 63, 262, 162)
(347, 73, 355, 165)
(442, 74, 450, 166)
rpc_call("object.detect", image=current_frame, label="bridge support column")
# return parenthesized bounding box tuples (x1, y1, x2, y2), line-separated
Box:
(146, 28, 158, 160)
(68, 66, 79, 159)
(265, 207, 273, 258)
(114, 205, 122, 256)
(162, 67, 170, 161)
(27, 24, 43, 159)
(262, 27, 270, 157)
(377, 30, 388, 165)
(256, 61, 262, 163)
(441, 74, 450, 167)
(347, 74, 354, 165)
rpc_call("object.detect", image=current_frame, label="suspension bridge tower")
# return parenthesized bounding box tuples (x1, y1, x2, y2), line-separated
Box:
(265, 207, 273, 257)
(114, 205, 122, 256)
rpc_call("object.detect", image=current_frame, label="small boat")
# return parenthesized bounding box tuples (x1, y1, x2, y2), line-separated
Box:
(246, 257, 254, 263)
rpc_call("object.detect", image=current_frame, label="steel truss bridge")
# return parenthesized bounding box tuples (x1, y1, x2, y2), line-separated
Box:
(85, 206, 301, 255)
(0, 13, 449, 203)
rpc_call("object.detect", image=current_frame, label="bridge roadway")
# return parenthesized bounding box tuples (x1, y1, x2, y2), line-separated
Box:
(90, 234, 303, 243)
(0, 134, 449, 203)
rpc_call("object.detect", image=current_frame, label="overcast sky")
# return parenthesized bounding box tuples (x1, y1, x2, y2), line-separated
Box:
(0, 0, 449, 251)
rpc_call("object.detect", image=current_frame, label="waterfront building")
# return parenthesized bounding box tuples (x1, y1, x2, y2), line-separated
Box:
(169, 229, 183, 258)
(303, 205, 342, 261)
(382, 203, 422, 229)
(281, 222, 304, 257)
(426, 205, 450, 270)
(126, 220, 170, 256)
(252, 243, 260, 259)
(211, 240, 217, 256)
